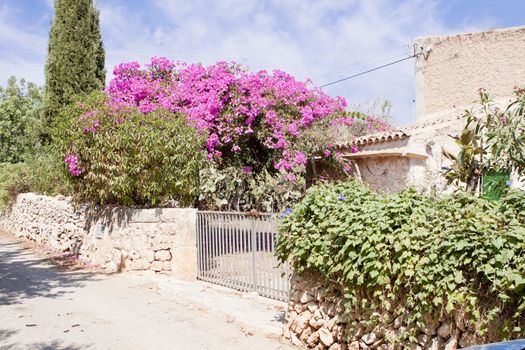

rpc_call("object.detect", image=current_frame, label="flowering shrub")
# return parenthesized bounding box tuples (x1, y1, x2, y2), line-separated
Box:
(106, 57, 350, 173)
(64, 154, 82, 176)
(55, 92, 202, 206)
(58, 57, 390, 208)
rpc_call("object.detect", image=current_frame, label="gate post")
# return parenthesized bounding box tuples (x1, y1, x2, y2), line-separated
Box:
(164, 208, 198, 280)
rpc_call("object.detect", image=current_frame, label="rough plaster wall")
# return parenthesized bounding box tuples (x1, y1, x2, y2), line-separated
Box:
(415, 26, 525, 118)
(0, 193, 197, 279)
(355, 157, 410, 193)
(357, 112, 524, 194)
(406, 116, 465, 194)
(355, 26, 525, 194)
(355, 115, 466, 194)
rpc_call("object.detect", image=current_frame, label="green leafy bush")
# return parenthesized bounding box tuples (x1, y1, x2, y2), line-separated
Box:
(0, 76, 44, 163)
(199, 164, 304, 212)
(276, 180, 525, 341)
(0, 152, 72, 207)
(55, 93, 203, 206)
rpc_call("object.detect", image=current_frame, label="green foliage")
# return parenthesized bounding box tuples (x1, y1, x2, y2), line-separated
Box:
(43, 0, 105, 129)
(0, 77, 44, 163)
(442, 115, 484, 192)
(443, 87, 525, 191)
(55, 93, 203, 206)
(481, 87, 525, 174)
(199, 165, 304, 212)
(277, 180, 525, 340)
(0, 152, 72, 207)
(483, 170, 511, 200)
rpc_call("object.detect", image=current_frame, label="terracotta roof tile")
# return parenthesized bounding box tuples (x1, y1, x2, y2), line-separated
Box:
(343, 112, 465, 147)
(350, 130, 408, 146)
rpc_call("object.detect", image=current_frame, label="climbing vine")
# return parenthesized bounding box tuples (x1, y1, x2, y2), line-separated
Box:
(276, 180, 525, 341)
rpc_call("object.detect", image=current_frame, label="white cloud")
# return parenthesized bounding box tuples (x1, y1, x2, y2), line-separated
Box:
(0, 4, 48, 85)
(0, 0, 493, 125)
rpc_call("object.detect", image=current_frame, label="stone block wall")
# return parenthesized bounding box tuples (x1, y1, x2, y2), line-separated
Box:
(0, 193, 197, 279)
(283, 271, 486, 350)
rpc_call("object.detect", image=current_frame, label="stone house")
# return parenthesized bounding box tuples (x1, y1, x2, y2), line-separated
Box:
(341, 25, 525, 194)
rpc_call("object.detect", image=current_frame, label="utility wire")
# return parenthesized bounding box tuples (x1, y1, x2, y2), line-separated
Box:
(314, 44, 411, 81)
(319, 54, 416, 88)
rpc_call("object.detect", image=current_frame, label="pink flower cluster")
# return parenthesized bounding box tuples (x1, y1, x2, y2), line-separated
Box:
(365, 116, 390, 132)
(105, 57, 348, 172)
(81, 111, 101, 134)
(65, 154, 82, 176)
(330, 116, 354, 126)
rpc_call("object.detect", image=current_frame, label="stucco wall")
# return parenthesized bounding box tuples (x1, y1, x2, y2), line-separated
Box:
(352, 114, 465, 194)
(415, 26, 525, 119)
(353, 26, 525, 195)
(354, 157, 410, 194)
(0, 193, 197, 279)
(405, 115, 465, 193)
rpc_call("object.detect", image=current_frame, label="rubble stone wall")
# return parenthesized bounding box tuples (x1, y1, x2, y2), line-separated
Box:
(283, 271, 484, 350)
(0, 193, 197, 279)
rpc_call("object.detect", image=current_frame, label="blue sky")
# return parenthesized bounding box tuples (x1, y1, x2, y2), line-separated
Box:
(1, 0, 524, 125)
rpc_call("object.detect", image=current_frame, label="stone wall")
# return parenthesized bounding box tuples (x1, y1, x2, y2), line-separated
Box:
(415, 25, 525, 119)
(0, 193, 197, 279)
(283, 271, 488, 350)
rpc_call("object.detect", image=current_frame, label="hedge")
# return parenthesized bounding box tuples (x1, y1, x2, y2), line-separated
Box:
(276, 180, 525, 341)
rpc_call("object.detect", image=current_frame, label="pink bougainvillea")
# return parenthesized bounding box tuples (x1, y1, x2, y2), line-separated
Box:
(69, 57, 388, 179)
(64, 154, 82, 176)
(80, 111, 101, 134)
(104, 57, 349, 173)
(365, 116, 390, 132)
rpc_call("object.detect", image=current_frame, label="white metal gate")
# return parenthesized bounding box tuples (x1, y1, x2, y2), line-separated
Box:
(196, 211, 291, 301)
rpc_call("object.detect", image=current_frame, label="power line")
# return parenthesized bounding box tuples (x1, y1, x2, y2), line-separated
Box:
(314, 44, 411, 81)
(319, 54, 416, 88)
(315, 53, 408, 82)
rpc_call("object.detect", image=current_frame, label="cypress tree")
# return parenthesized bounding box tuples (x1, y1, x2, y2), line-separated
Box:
(43, 0, 105, 128)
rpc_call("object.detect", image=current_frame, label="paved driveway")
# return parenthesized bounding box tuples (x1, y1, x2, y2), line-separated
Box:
(0, 232, 293, 350)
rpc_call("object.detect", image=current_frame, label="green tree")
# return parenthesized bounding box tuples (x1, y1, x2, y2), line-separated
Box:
(55, 92, 203, 206)
(43, 0, 105, 129)
(0, 77, 43, 163)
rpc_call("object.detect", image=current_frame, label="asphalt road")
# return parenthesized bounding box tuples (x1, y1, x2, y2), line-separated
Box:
(0, 232, 293, 350)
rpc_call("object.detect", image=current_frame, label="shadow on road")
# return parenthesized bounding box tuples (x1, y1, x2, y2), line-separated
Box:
(0, 329, 92, 350)
(0, 240, 100, 306)
(0, 328, 18, 340)
(273, 310, 286, 324)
